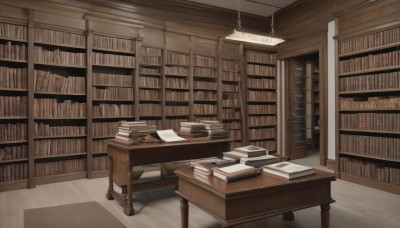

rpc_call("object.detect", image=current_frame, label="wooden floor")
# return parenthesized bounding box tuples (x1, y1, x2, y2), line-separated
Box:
(1, 154, 400, 228)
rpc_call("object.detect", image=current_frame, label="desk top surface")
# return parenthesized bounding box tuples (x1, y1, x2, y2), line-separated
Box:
(104, 138, 232, 150)
(175, 167, 336, 197)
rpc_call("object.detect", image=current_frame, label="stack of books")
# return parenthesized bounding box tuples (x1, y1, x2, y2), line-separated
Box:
(200, 120, 228, 139)
(179, 122, 207, 138)
(212, 163, 261, 183)
(223, 145, 279, 167)
(263, 162, 315, 180)
(115, 121, 156, 144)
(192, 157, 236, 176)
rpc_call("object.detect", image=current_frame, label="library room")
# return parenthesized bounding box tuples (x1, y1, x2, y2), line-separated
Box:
(0, 0, 399, 228)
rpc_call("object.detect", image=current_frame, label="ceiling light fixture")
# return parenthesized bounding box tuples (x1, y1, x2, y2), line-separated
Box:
(225, 0, 285, 46)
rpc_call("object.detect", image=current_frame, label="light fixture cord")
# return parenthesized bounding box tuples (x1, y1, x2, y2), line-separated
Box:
(271, 3, 275, 35)
(237, 0, 241, 29)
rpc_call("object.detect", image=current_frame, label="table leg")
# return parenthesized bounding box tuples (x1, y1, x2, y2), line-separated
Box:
(283, 211, 295, 221)
(122, 186, 127, 195)
(321, 204, 331, 228)
(106, 156, 114, 200)
(123, 164, 135, 216)
(180, 198, 188, 228)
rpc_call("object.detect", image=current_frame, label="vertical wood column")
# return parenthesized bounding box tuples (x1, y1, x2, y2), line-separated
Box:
(27, 10, 35, 188)
(216, 38, 223, 122)
(238, 43, 246, 146)
(134, 37, 143, 120)
(188, 36, 194, 121)
(86, 25, 93, 177)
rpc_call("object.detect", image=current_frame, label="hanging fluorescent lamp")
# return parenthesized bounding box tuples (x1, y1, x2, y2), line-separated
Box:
(226, 0, 285, 46)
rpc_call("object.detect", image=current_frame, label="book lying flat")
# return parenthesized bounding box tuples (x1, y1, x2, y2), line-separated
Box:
(193, 157, 237, 175)
(233, 145, 267, 157)
(212, 163, 261, 183)
(240, 155, 280, 167)
(156, 129, 187, 142)
(263, 162, 315, 180)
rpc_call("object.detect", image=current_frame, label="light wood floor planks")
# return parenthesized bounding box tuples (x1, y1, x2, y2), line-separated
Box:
(1, 154, 400, 228)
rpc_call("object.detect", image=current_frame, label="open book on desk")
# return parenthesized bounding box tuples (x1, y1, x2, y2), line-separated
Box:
(156, 129, 187, 142)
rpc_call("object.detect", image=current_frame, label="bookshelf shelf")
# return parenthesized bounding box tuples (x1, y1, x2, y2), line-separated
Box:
(34, 41, 86, 50)
(337, 26, 400, 194)
(0, 158, 28, 164)
(0, 58, 27, 64)
(35, 62, 86, 69)
(92, 84, 134, 88)
(92, 116, 135, 120)
(34, 117, 86, 120)
(92, 47, 135, 55)
(34, 135, 87, 139)
(247, 87, 277, 91)
(165, 87, 189, 91)
(92, 99, 133, 102)
(0, 116, 28, 120)
(248, 113, 276, 116)
(165, 74, 188, 78)
(139, 73, 162, 77)
(0, 140, 28, 145)
(34, 152, 87, 160)
(92, 135, 115, 139)
(34, 91, 86, 96)
(247, 74, 275, 78)
(139, 64, 162, 67)
(249, 124, 277, 128)
(139, 86, 161, 90)
(0, 37, 27, 43)
(92, 64, 134, 69)
(0, 88, 28, 92)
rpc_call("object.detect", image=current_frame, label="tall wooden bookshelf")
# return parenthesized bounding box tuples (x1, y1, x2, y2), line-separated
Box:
(0, 19, 29, 190)
(32, 24, 87, 185)
(337, 26, 400, 194)
(313, 64, 320, 148)
(245, 50, 277, 153)
(89, 32, 136, 178)
(164, 51, 190, 131)
(138, 46, 163, 128)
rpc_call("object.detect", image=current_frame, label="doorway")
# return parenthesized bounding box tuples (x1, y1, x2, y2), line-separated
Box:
(285, 52, 320, 160)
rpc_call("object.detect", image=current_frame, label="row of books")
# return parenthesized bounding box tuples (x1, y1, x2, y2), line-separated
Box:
(246, 52, 276, 65)
(0, 22, 27, 40)
(222, 60, 239, 71)
(139, 76, 160, 87)
(0, 66, 27, 89)
(0, 96, 27, 116)
(339, 49, 400, 74)
(34, 138, 86, 157)
(93, 73, 133, 86)
(0, 163, 28, 182)
(34, 98, 86, 118)
(92, 52, 135, 67)
(193, 81, 217, 90)
(92, 155, 109, 171)
(93, 34, 134, 53)
(340, 113, 400, 132)
(92, 122, 119, 137)
(0, 123, 27, 142)
(0, 145, 28, 160)
(247, 78, 276, 89)
(0, 42, 27, 60)
(193, 67, 216, 77)
(194, 91, 217, 100)
(165, 106, 188, 115)
(339, 27, 400, 55)
(165, 118, 188, 131)
(114, 121, 156, 143)
(339, 134, 400, 159)
(34, 159, 86, 177)
(34, 28, 86, 48)
(139, 104, 162, 116)
(224, 121, 241, 129)
(340, 97, 400, 109)
(165, 66, 188, 76)
(247, 65, 276, 76)
(252, 141, 276, 152)
(247, 91, 277, 101)
(339, 72, 400, 92)
(140, 67, 160, 75)
(93, 103, 133, 117)
(222, 109, 241, 119)
(222, 71, 239, 81)
(248, 104, 276, 114)
(34, 70, 85, 94)
(223, 84, 238, 92)
(93, 140, 107, 153)
(139, 89, 161, 100)
(165, 91, 189, 101)
(222, 98, 240, 107)
(228, 129, 241, 140)
(141, 56, 161, 65)
(34, 46, 85, 67)
(165, 77, 188, 88)
(179, 120, 227, 139)
(93, 87, 134, 100)
(340, 157, 399, 186)
(34, 122, 86, 137)
(166, 52, 189, 65)
(140, 47, 161, 57)
(249, 128, 275, 140)
(248, 116, 277, 126)
(193, 55, 216, 68)
(193, 104, 217, 115)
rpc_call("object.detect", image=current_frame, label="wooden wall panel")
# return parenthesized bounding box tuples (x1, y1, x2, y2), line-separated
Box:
(87, 19, 140, 38)
(142, 27, 164, 48)
(221, 42, 240, 59)
(278, 30, 322, 59)
(0, 4, 29, 21)
(165, 32, 190, 52)
(33, 11, 85, 30)
(192, 37, 217, 56)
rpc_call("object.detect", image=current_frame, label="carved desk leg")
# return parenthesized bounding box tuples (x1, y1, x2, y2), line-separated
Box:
(321, 204, 331, 228)
(180, 198, 188, 228)
(106, 156, 114, 200)
(124, 164, 135, 216)
(283, 211, 295, 221)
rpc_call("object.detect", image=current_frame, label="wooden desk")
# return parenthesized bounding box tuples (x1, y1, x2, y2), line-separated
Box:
(175, 168, 336, 228)
(104, 138, 231, 216)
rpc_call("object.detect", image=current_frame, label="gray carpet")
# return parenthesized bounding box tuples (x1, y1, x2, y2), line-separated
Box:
(24, 201, 126, 228)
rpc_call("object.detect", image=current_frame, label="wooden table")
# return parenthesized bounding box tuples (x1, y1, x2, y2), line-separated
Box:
(175, 168, 336, 228)
(104, 138, 231, 216)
